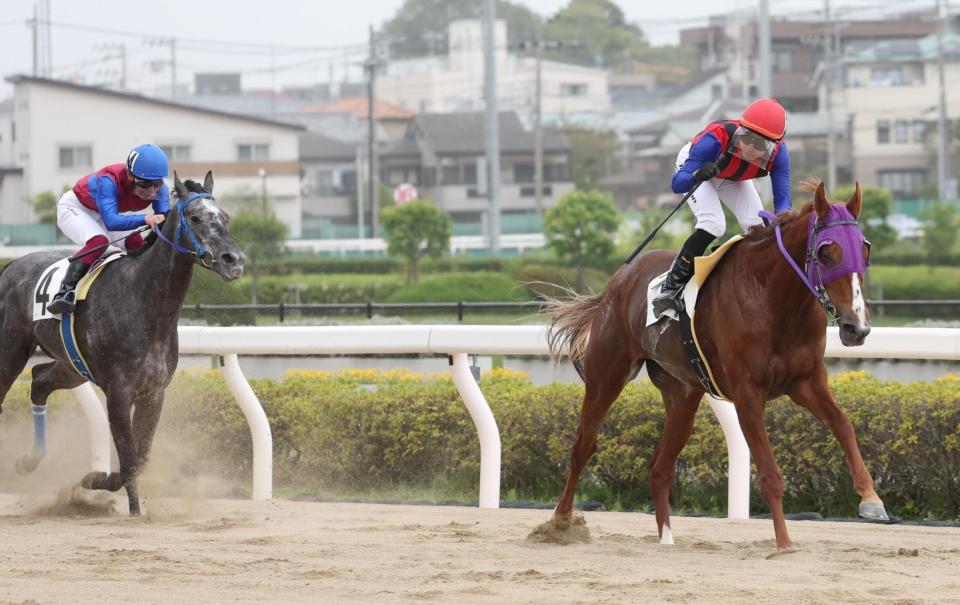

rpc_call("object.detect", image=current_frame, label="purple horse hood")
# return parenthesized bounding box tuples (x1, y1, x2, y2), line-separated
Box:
(806, 205, 870, 286)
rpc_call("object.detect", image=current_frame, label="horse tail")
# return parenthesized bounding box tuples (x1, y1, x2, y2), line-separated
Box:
(543, 289, 603, 366)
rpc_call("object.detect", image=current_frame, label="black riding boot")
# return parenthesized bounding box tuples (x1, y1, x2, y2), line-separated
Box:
(652, 229, 716, 318)
(47, 259, 89, 315)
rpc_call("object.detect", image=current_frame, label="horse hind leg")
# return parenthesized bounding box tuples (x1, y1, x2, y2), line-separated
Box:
(554, 348, 642, 528)
(15, 360, 85, 474)
(646, 361, 704, 545)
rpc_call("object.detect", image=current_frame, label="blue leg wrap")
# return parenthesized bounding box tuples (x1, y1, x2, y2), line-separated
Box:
(32, 405, 48, 458)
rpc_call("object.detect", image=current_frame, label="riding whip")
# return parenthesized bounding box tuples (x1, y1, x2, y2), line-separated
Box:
(624, 179, 705, 264)
(67, 224, 152, 262)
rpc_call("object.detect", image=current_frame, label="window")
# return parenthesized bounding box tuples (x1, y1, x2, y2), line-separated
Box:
(871, 66, 903, 86)
(894, 120, 909, 144)
(237, 143, 269, 161)
(58, 145, 92, 170)
(772, 49, 793, 72)
(878, 169, 926, 198)
(158, 144, 192, 161)
(513, 163, 534, 183)
(441, 164, 460, 184)
(877, 120, 890, 144)
(912, 120, 926, 143)
(560, 83, 588, 96)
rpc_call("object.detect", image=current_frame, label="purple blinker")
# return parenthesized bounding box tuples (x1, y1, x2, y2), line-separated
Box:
(806, 204, 870, 287)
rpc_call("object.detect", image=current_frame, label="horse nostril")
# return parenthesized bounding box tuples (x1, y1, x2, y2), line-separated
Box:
(220, 253, 237, 265)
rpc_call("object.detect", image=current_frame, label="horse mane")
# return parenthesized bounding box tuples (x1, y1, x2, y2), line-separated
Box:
(743, 176, 822, 241)
(128, 179, 204, 258)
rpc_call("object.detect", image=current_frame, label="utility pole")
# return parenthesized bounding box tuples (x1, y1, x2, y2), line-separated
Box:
(30, 4, 38, 76)
(483, 0, 501, 253)
(534, 25, 544, 216)
(936, 0, 950, 200)
(824, 0, 837, 191)
(365, 25, 381, 238)
(758, 0, 772, 98)
(170, 37, 177, 99)
(356, 145, 366, 239)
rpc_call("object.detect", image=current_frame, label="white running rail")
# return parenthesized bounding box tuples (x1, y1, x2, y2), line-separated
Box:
(69, 326, 960, 515)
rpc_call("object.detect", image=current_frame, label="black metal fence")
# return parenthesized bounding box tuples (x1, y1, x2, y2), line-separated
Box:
(179, 300, 960, 324)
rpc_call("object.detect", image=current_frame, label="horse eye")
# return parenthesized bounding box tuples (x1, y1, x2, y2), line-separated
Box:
(190, 215, 201, 224)
(818, 244, 841, 268)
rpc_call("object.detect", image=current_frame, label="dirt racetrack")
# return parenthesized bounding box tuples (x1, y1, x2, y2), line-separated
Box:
(0, 492, 958, 605)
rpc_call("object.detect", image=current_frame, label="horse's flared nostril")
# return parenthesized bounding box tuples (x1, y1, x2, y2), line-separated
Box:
(220, 252, 237, 266)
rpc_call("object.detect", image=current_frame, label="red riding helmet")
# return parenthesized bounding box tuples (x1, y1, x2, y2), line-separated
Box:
(740, 98, 787, 141)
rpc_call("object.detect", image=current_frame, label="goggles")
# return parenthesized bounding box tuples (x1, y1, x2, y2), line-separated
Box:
(132, 177, 164, 189)
(731, 126, 777, 169)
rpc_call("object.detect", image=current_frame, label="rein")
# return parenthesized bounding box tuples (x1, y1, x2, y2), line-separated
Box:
(759, 209, 848, 319)
(153, 191, 216, 268)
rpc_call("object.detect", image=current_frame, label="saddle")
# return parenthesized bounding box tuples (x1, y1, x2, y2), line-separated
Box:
(646, 235, 745, 401)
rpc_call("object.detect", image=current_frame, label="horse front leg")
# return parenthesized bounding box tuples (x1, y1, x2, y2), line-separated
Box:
(131, 391, 165, 479)
(788, 370, 887, 520)
(83, 396, 142, 515)
(735, 392, 795, 552)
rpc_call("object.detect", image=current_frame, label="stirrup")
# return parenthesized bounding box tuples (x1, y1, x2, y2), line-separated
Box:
(47, 290, 77, 314)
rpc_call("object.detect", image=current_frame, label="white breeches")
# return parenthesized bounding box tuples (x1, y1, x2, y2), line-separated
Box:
(56, 190, 141, 249)
(676, 143, 764, 238)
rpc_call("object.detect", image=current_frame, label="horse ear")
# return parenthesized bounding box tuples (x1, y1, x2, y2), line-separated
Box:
(847, 182, 862, 219)
(814, 180, 830, 220)
(202, 170, 214, 194)
(173, 171, 188, 198)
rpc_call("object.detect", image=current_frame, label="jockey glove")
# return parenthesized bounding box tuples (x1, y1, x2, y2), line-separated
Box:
(693, 162, 719, 182)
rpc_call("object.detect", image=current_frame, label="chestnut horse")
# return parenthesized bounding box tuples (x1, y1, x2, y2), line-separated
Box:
(545, 179, 885, 551)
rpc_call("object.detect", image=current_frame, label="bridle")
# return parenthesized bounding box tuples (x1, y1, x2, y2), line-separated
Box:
(759, 208, 868, 319)
(153, 191, 216, 268)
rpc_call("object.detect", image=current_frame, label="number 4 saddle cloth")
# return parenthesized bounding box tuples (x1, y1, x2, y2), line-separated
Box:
(32, 252, 125, 384)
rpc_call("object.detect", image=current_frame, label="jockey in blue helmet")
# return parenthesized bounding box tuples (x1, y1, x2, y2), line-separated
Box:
(47, 144, 170, 314)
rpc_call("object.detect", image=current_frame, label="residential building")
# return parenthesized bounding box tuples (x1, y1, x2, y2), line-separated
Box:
(836, 33, 960, 200)
(681, 14, 937, 113)
(377, 19, 610, 122)
(299, 110, 574, 238)
(0, 75, 304, 238)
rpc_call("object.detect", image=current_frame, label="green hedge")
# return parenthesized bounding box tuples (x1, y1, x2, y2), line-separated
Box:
(386, 272, 526, 303)
(6, 368, 952, 519)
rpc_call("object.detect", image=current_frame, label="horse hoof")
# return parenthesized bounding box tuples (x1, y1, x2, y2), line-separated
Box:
(15, 455, 42, 475)
(81, 471, 108, 490)
(858, 500, 891, 522)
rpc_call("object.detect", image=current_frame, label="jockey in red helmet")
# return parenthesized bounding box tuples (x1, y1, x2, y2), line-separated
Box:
(652, 98, 792, 319)
(47, 144, 170, 315)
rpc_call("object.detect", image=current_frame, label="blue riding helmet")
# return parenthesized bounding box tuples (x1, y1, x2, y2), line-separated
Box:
(126, 144, 169, 180)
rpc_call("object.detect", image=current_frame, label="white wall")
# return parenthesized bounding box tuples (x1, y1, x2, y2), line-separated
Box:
(9, 79, 303, 236)
(378, 19, 610, 119)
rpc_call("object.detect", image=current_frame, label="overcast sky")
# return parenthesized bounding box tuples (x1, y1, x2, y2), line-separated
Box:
(0, 0, 940, 96)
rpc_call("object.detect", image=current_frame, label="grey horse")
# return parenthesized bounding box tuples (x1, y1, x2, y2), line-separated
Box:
(0, 172, 244, 515)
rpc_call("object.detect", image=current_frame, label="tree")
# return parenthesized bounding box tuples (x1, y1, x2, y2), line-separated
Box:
(562, 125, 622, 190)
(381, 0, 540, 60)
(544, 189, 621, 291)
(543, 0, 647, 69)
(380, 199, 452, 283)
(919, 200, 959, 269)
(27, 184, 71, 224)
(834, 184, 897, 251)
(229, 211, 288, 305)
